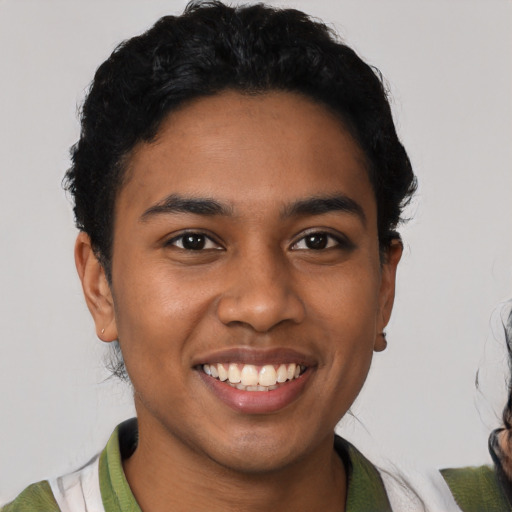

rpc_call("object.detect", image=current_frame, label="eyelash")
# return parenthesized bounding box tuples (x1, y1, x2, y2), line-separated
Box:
(166, 230, 352, 252)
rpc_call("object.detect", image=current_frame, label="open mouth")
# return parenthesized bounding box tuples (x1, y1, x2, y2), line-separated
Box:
(201, 363, 307, 392)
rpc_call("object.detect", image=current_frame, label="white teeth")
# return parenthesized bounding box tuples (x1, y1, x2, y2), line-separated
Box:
(259, 365, 277, 387)
(240, 364, 259, 386)
(228, 363, 241, 383)
(217, 364, 228, 381)
(276, 364, 288, 383)
(203, 362, 305, 390)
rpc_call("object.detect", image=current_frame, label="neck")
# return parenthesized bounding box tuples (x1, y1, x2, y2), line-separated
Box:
(123, 415, 347, 512)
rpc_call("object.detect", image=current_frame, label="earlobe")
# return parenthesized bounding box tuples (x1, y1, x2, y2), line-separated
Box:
(374, 331, 387, 353)
(74, 232, 117, 342)
(374, 239, 403, 352)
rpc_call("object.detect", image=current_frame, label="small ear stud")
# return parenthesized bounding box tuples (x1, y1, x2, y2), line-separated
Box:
(101, 328, 105, 335)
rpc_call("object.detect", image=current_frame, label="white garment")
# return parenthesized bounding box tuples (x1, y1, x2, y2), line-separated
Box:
(48, 455, 104, 512)
(378, 460, 463, 512)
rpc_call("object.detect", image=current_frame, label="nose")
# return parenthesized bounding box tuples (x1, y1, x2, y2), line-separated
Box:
(216, 249, 306, 333)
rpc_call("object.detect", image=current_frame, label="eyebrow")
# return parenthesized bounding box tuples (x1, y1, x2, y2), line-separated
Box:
(140, 194, 232, 221)
(281, 195, 366, 225)
(140, 193, 366, 225)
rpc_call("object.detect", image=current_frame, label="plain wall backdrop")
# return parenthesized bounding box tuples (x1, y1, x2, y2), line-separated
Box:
(1, 0, 511, 501)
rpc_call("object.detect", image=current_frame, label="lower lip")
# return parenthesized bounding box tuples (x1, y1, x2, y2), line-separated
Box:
(198, 369, 312, 414)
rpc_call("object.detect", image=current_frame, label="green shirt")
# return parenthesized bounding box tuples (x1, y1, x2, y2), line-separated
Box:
(442, 465, 512, 512)
(1, 418, 392, 512)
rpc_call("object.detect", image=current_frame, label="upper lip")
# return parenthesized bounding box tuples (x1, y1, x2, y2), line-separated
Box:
(192, 347, 317, 368)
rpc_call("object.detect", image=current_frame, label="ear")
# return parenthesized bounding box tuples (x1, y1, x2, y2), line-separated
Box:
(374, 239, 403, 352)
(74, 232, 117, 342)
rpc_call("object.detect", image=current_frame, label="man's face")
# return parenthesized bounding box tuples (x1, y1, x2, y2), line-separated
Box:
(104, 90, 397, 473)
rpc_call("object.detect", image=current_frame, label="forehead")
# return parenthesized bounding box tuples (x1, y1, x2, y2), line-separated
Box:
(118, 90, 375, 222)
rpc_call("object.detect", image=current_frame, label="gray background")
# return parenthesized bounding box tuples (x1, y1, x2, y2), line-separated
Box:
(1, 0, 511, 501)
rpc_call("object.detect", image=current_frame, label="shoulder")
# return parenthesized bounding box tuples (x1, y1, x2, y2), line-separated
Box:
(1, 455, 102, 512)
(1, 481, 59, 512)
(1, 419, 139, 512)
(336, 437, 463, 511)
(2, 451, 104, 512)
(441, 465, 512, 512)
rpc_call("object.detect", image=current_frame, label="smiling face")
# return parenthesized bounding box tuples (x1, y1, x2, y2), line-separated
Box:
(77, 90, 400, 475)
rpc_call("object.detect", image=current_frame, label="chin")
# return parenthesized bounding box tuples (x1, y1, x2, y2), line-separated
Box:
(211, 444, 303, 475)
(199, 427, 322, 476)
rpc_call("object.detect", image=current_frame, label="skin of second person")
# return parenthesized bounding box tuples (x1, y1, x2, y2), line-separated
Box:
(75, 90, 402, 511)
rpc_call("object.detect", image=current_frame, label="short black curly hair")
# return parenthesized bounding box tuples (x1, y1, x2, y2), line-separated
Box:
(65, 0, 416, 281)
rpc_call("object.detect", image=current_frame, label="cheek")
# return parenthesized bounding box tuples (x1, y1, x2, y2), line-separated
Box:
(114, 256, 204, 322)
(304, 262, 380, 388)
(110, 262, 210, 370)
(305, 261, 381, 335)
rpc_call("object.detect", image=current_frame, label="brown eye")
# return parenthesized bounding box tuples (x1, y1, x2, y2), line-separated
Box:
(304, 233, 328, 250)
(182, 234, 206, 250)
(168, 232, 221, 251)
(292, 232, 345, 251)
